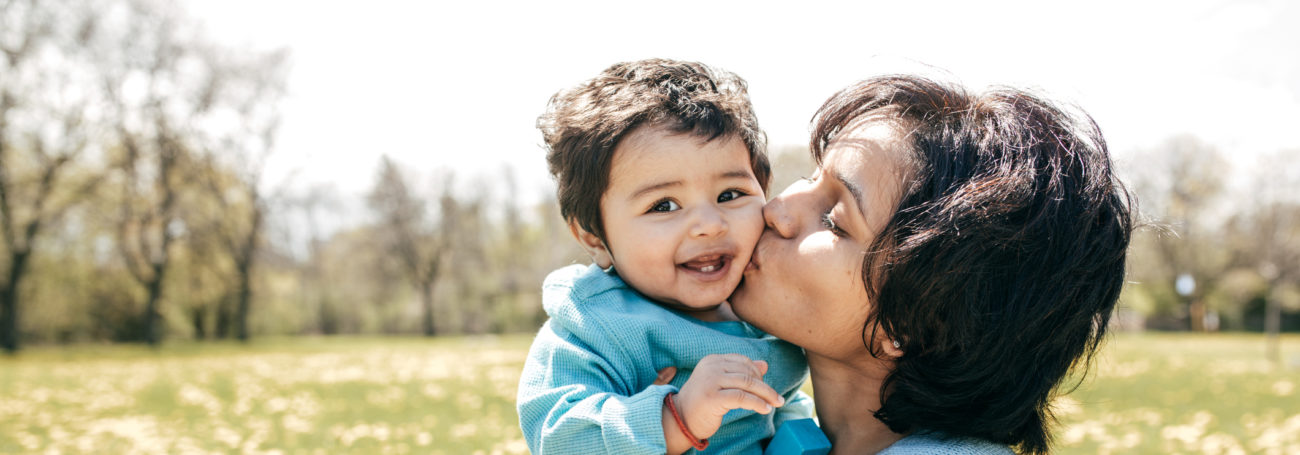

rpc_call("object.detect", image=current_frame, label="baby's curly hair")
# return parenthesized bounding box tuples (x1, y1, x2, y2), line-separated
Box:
(538, 58, 770, 241)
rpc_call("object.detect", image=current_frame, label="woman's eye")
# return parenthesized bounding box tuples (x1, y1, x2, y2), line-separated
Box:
(651, 199, 681, 212)
(717, 189, 745, 203)
(822, 211, 846, 236)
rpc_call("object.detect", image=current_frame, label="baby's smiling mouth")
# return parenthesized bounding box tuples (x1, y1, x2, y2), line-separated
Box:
(680, 254, 729, 273)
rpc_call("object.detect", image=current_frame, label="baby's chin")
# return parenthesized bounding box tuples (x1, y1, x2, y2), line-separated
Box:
(673, 277, 744, 308)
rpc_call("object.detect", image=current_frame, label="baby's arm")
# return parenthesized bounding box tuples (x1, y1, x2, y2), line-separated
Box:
(664, 354, 787, 455)
(517, 326, 678, 454)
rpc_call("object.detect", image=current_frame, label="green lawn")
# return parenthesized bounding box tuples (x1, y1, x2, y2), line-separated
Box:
(1, 333, 1297, 454)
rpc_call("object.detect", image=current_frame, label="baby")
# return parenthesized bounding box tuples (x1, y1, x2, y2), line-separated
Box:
(516, 59, 812, 454)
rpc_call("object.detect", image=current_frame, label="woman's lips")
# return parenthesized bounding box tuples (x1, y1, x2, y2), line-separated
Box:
(746, 244, 763, 272)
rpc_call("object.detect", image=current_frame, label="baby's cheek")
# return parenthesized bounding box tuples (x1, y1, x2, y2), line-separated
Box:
(737, 205, 765, 247)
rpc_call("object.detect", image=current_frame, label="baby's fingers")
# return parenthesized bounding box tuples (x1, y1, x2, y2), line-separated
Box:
(718, 372, 784, 410)
(710, 354, 767, 379)
(717, 387, 780, 415)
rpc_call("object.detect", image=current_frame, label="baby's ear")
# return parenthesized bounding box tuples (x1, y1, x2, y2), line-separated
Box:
(568, 220, 613, 268)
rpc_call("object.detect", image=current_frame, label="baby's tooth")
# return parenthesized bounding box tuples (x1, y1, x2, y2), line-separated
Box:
(700, 265, 716, 272)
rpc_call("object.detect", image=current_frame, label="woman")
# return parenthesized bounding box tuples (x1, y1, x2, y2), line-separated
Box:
(731, 75, 1132, 454)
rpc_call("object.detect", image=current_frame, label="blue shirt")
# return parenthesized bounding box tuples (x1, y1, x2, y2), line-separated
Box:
(517, 264, 813, 454)
(878, 432, 1013, 454)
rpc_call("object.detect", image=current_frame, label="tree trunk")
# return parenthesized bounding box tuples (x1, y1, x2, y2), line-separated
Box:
(215, 298, 231, 339)
(234, 205, 261, 342)
(1, 250, 31, 353)
(318, 300, 338, 335)
(0, 283, 14, 353)
(1188, 298, 1206, 332)
(235, 261, 252, 341)
(1265, 293, 1281, 365)
(191, 306, 206, 340)
(144, 262, 166, 345)
(420, 280, 435, 337)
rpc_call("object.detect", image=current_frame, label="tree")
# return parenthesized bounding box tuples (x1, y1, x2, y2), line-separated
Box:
(480, 167, 524, 333)
(446, 180, 489, 332)
(99, 0, 270, 345)
(1232, 149, 1300, 361)
(193, 48, 289, 341)
(110, 113, 186, 346)
(0, 0, 105, 352)
(103, 5, 186, 345)
(368, 157, 455, 336)
(1124, 135, 1233, 330)
(285, 183, 343, 334)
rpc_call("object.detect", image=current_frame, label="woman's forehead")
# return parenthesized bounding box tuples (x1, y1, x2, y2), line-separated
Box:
(837, 116, 908, 147)
(824, 120, 908, 171)
(822, 120, 910, 219)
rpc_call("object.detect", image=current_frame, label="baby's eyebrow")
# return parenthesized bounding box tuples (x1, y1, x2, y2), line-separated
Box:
(629, 169, 754, 200)
(718, 169, 754, 181)
(630, 180, 681, 200)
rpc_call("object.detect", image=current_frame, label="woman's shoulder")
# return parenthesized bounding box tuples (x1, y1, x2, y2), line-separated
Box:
(877, 432, 1013, 455)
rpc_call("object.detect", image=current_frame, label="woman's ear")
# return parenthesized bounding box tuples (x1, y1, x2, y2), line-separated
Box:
(881, 337, 905, 358)
(874, 323, 904, 358)
(568, 220, 613, 268)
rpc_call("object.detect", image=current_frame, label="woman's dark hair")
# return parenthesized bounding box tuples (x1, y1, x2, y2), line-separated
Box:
(539, 58, 770, 242)
(810, 75, 1132, 455)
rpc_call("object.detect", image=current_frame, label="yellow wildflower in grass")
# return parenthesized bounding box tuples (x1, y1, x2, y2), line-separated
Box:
(1271, 380, 1294, 397)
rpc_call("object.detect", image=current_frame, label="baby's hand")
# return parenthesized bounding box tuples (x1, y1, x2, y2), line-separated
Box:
(671, 354, 785, 441)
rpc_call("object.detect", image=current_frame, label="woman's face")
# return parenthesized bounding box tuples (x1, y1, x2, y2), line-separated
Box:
(731, 118, 910, 360)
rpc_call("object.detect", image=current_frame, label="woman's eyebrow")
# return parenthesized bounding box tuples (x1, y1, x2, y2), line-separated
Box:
(832, 170, 867, 217)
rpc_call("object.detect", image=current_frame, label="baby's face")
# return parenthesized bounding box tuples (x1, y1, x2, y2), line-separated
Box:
(598, 126, 765, 315)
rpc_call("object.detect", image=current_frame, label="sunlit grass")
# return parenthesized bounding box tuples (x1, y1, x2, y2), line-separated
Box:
(0, 333, 1296, 454)
(1055, 333, 1300, 454)
(0, 336, 531, 454)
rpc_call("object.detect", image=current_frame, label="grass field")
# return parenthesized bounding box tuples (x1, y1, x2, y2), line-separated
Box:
(1, 333, 1297, 454)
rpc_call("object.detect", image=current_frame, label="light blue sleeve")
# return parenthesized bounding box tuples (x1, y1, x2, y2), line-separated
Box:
(773, 389, 815, 429)
(517, 322, 675, 455)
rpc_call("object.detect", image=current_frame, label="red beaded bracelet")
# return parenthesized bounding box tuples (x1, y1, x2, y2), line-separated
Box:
(664, 392, 709, 451)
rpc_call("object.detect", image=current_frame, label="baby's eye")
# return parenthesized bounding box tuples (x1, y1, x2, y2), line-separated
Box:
(717, 189, 745, 203)
(651, 199, 681, 212)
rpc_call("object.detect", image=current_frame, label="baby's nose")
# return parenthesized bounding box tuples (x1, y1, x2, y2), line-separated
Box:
(690, 206, 728, 237)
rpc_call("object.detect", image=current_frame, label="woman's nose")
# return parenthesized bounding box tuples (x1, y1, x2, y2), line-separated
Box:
(763, 191, 797, 239)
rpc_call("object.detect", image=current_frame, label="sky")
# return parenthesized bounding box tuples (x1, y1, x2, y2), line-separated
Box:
(184, 0, 1300, 206)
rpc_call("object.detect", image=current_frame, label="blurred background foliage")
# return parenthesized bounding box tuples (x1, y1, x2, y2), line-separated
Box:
(1, 0, 1299, 356)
